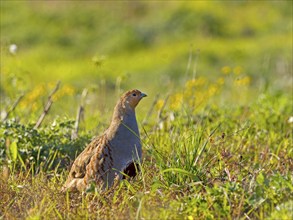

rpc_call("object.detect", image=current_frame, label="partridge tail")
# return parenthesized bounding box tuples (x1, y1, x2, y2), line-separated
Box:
(61, 178, 86, 193)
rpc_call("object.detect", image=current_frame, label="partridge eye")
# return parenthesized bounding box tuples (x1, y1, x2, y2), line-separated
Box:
(132, 93, 136, 96)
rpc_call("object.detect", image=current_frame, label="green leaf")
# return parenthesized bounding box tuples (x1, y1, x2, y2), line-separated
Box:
(9, 141, 18, 162)
(17, 153, 26, 169)
(256, 173, 265, 184)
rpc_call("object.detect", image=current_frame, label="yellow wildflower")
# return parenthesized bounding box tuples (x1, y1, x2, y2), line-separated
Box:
(221, 66, 231, 75)
(234, 76, 251, 86)
(187, 216, 194, 220)
(155, 99, 165, 111)
(170, 93, 183, 110)
(185, 77, 206, 90)
(62, 85, 75, 95)
(28, 84, 45, 101)
(19, 84, 45, 109)
(52, 84, 75, 101)
(233, 66, 244, 75)
(208, 84, 219, 97)
(217, 77, 225, 85)
(193, 91, 205, 107)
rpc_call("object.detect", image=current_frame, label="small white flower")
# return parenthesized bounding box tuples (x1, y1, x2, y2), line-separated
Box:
(1, 110, 7, 120)
(9, 44, 18, 54)
(169, 112, 175, 121)
(275, 205, 280, 211)
(159, 121, 164, 130)
(288, 116, 293, 124)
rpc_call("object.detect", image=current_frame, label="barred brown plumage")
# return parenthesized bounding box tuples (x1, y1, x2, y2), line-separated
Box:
(61, 89, 147, 192)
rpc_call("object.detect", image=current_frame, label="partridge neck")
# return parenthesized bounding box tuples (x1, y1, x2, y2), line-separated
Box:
(107, 102, 138, 139)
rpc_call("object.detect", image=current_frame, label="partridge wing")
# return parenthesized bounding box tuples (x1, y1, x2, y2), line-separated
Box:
(62, 135, 106, 191)
(84, 134, 114, 186)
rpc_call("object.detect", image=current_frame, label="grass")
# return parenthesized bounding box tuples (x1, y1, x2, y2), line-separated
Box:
(1, 1, 292, 219)
(1, 82, 292, 219)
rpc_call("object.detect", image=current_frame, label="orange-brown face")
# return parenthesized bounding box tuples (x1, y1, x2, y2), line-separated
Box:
(123, 89, 147, 109)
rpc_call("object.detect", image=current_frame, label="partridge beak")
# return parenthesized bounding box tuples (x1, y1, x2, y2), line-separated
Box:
(140, 93, 147, 98)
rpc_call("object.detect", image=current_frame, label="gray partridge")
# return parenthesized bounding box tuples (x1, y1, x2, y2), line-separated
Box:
(62, 89, 147, 192)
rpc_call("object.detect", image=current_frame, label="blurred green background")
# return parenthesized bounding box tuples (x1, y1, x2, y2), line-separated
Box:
(1, 2, 292, 219)
(1, 1, 292, 128)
